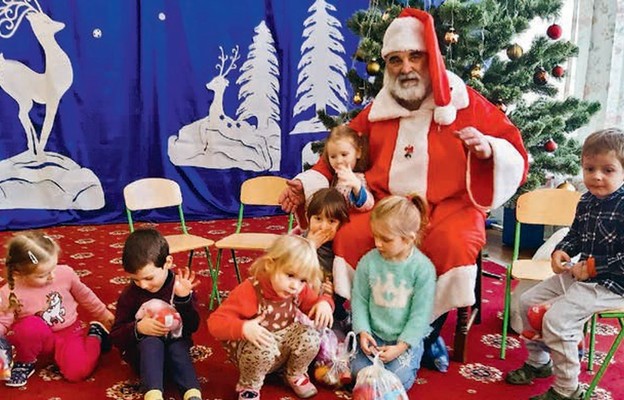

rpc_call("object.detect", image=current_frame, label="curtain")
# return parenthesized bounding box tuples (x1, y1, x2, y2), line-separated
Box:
(568, 0, 624, 139)
(0, 0, 367, 230)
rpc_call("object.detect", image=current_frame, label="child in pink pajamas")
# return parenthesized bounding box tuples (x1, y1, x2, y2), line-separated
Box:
(0, 232, 114, 387)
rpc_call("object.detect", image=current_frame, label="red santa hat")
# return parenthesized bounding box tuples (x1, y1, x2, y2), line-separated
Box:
(381, 8, 456, 125)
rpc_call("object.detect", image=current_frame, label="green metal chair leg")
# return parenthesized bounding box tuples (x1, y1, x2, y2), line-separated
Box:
(584, 317, 624, 399)
(500, 267, 513, 359)
(231, 249, 242, 283)
(587, 314, 598, 371)
(187, 249, 194, 270)
(209, 249, 223, 310)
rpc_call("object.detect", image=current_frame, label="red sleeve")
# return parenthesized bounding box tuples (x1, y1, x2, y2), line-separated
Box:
(297, 284, 334, 314)
(207, 280, 259, 341)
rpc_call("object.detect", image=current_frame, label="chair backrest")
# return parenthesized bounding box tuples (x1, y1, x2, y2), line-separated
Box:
(240, 176, 288, 205)
(123, 178, 187, 233)
(124, 178, 183, 211)
(237, 176, 293, 233)
(516, 188, 582, 226)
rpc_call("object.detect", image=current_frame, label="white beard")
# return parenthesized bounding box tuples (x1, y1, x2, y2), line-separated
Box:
(384, 69, 431, 108)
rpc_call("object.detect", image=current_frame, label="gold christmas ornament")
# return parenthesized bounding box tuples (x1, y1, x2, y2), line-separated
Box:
(353, 92, 363, 105)
(557, 181, 576, 191)
(470, 64, 484, 80)
(354, 47, 366, 62)
(444, 28, 459, 45)
(366, 59, 381, 75)
(506, 43, 523, 60)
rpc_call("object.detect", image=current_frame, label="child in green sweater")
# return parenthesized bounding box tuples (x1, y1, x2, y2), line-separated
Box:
(350, 194, 436, 390)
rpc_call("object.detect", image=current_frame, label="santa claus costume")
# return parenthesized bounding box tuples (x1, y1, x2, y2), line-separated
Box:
(296, 8, 528, 319)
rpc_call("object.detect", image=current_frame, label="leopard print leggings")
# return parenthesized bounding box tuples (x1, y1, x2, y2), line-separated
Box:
(224, 321, 320, 391)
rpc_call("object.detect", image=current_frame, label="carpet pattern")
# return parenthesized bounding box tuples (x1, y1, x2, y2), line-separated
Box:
(0, 217, 622, 400)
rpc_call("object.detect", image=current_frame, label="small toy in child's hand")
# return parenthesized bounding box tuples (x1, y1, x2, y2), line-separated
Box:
(352, 353, 408, 400)
(0, 337, 13, 380)
(527, 303, 551, 332)
(135, 299, 183, 338)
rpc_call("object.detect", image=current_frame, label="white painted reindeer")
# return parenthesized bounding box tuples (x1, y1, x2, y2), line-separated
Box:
(202, 46, 270, 168)
(0, 0, 73, 156)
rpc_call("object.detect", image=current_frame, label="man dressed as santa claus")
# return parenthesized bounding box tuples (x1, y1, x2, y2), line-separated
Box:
(280, 7, 528, 340)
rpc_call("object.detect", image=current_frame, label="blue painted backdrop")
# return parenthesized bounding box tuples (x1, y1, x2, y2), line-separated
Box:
(0, 0, 368, 230)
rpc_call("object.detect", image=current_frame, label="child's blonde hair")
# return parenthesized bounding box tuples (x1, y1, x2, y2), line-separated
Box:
(3, 232, 60, 314)
(582, 128, 624, 167)
(370, 194, 428, 245)
(322, 124, 369, 173)
(249, 235, 322, 291)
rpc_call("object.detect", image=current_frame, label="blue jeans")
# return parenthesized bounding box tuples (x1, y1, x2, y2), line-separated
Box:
(139, 336, 200, 395)
(351, 333, 424, 390)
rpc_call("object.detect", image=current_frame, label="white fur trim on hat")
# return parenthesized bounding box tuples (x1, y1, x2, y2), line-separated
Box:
(381, 17, 425, 58)
(434, 103, 456, 125)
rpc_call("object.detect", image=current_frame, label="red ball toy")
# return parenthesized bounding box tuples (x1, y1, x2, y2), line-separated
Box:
(527, 303, 552, 332)
(552, 65, 565, 78)
(547, 24, 562, 40)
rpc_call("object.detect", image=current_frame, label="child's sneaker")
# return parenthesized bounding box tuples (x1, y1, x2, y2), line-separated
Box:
(88, 321, 111, 353)
(238, 388, 260, 399)
(5, 361, 35, 387)
(529, 385, 584, 400)
(286, 373, 317, 398)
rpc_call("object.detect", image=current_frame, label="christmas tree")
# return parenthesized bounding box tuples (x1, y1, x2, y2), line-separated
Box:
(317, 0, 600, 206)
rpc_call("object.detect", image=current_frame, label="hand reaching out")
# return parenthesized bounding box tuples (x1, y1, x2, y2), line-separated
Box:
(242, 315, 276, 348)
(455, 127, 492, 160)
(278, 179, 305, 213)
(308, 300, 333, 329)
(174, 267, 200, 298)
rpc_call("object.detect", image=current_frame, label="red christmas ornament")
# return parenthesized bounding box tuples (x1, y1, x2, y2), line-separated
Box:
(552, 65, 565, 78)
(544, 138, 558, 152)
(547, 23, 562, 40)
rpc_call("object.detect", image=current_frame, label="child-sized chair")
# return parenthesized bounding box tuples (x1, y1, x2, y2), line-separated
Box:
(123, 178, 215, 271)
(211, 176, 293, 309)
(584, 307, 624, 398)
(500, 188, 582, 359)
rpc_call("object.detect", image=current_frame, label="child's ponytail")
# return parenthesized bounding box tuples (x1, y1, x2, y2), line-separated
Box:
(408, 193, 429, 237)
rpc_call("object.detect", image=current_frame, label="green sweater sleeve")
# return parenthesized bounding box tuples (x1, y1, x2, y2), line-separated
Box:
(351, 252, 373, 336)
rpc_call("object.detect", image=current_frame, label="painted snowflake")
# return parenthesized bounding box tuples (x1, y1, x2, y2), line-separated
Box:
(106, 379, 143, 400)
(579, 383, 613, 400)
(459, 363, 503, 383)
(110, 276, 132, 285)
(189, 345, 213, 362)
(480, 333, 521, 350)
(70, 252, 95, 260)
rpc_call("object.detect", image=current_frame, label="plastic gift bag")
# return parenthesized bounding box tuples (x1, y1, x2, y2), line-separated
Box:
(352, 353, 408, 400)
(313, 331, 356, 388)
(135, 299, 183, 338)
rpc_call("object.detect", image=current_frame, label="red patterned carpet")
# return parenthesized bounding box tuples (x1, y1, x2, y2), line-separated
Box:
(0, 217, 622, 400)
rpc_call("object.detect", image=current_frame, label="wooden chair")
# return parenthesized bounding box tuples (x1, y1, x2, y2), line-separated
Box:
(210, 176, 293, 309)
(123, 178, 215, 271)
(584, 307, 624, 398)
(500, 188, 582, 359)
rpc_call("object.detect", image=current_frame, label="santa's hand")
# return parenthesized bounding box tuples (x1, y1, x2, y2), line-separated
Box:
(279, 179, 305, 213)
(242, 315, 275, 348)
(551, 250, 571, 274)
(455, 127, 492, 159)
